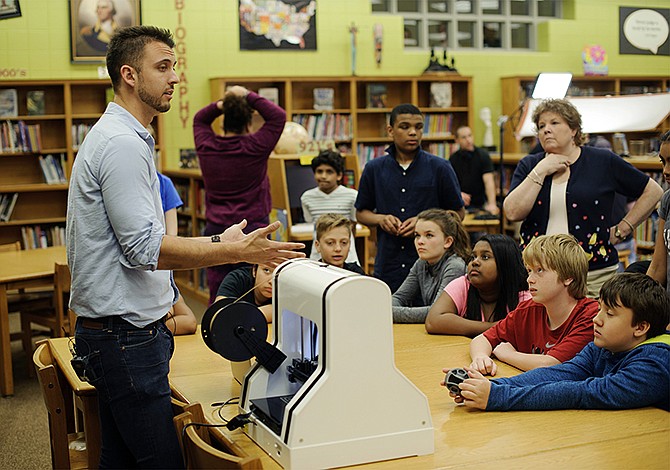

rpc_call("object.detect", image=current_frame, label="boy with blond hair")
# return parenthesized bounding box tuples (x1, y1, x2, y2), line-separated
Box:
(315, 213, 365, 275)
(470, 234, 598, 374)
(448, 273, 669, 410)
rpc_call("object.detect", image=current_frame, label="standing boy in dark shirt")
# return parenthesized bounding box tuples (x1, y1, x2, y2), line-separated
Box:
(355, 104, 464, 292)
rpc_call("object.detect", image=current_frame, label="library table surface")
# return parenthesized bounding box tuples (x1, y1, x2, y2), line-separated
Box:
(170, 324, 670, 469)
(0, 245, 66, 396)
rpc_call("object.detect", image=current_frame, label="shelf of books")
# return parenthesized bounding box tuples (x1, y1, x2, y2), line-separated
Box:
(0, 80, 163, 249)
(501, 75, 670, 155)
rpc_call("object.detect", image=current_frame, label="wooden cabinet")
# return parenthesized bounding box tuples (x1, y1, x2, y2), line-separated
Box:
(501, 75, 670, 155)
(0, 80, 162, 248)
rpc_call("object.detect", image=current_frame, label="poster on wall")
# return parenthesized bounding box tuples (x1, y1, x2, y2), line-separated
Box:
(69, 0, 142, 63)
(619, 7, 670, 56)
(239, 0, 317, 50)
(0, 0, 21, 20)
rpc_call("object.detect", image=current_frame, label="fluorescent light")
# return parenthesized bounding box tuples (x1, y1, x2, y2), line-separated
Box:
(532, 73, 572, 99)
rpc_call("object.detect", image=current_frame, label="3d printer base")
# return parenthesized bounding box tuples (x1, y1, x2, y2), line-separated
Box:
(244, 419, 434, 469)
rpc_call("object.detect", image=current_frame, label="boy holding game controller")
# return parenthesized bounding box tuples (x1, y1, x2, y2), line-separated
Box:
(469, 234, 598, 374)
(443, 272, 670, 411)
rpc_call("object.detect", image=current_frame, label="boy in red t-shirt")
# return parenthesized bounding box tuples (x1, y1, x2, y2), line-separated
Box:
(470, 233, 598, 374)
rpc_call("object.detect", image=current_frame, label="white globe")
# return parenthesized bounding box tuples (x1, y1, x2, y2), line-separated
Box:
(274, 122, 311, 154)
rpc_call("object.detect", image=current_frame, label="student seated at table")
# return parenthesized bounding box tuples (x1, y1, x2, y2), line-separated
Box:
(215, 264, 274, 322)
(445, 272, 670, 411)
(392, 209, 469, 323)
(301, 151, 359, 264)
(469, 233, 598, 374)
(425, 234, 530, 337)
(314, 213, 365, 274)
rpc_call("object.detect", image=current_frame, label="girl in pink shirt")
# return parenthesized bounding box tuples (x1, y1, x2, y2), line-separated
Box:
(425, 234, 530, 337)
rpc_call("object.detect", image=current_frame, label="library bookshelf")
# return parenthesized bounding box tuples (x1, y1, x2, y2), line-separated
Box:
(164, 75, 473, 301)
(0, 79, 163, 249)
(501, 75, 670, 155)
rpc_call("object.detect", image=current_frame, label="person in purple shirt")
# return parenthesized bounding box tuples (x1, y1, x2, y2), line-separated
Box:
(194, 85, 286, 304)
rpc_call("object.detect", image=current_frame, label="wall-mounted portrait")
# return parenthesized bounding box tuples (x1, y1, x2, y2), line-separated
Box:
(70, 0, 141, 63)
(0, 0, 22, 20)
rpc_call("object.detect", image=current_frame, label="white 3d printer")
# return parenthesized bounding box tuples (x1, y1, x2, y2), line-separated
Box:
(236, 259, 434, 468)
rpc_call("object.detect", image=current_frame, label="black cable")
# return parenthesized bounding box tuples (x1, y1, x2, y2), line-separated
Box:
(211, 396, 240, 424)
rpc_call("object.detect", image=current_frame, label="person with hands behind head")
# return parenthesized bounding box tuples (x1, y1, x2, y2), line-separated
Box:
(67, 26, 303, 469)
(194, 81, 286, 304)
(355, 103, 464, 292)
(503, 99, 663, 298)
(469, 234, 598, 376)
(426, 234, 530, 337)
(215, 264, 275, 322)
(647, 130, 670, 301)
(392, 209, 469, 323)
(444, 273, 670, 411)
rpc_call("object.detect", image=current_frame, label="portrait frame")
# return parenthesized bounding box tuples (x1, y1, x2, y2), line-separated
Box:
(0, 0, 22, 20)
(69, 0, 141, 64)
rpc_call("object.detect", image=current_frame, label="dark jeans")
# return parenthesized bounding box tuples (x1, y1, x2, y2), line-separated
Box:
(74, 317, 184, 469)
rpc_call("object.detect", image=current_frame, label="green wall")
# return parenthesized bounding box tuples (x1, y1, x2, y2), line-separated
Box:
(0, 0, 668, 168)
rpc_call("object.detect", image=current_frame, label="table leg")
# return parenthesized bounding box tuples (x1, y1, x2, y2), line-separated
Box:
(0, 285, 13, 396)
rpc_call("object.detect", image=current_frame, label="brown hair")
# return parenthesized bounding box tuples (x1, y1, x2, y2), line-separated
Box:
(315, 213, 353, 241)
(416, 209, 470, 261)
(532, 98, 583, 146)
(222, 94, 252, 134)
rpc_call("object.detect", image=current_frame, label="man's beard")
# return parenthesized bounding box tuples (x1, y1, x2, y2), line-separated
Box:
(138, 79, 170, 113)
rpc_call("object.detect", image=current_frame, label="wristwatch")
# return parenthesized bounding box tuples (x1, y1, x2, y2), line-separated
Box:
(211, 234, 221, 243)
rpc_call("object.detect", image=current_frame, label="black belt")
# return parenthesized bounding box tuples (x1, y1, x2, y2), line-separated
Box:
(78, 314, 167, 330)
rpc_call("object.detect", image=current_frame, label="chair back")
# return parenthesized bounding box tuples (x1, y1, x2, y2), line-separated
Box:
(33, 340, 82, 469)
(173, 404, 262, 469)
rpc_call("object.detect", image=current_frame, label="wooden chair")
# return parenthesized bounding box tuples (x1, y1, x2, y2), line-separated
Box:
(21, 263, 72, 368)
(173, 403, 262, 469)
(33, 340, 88, 470)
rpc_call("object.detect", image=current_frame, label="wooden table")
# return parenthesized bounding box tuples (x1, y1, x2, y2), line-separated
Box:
(462, 212, 500, 234)
(0, 245, 66, 396)
(170, 324, 670, 469)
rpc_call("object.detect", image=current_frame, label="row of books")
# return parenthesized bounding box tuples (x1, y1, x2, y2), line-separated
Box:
(0, 193, 18, 222)
(21, 224, 66, 250)
(356, 144, 388, 168)
(72, 123, 93, 150)
(195, 186, 206, 217)
(423, 113, 454, 137)
(0, 89, 46, 117)
(1, 120, 41, 153)
(425, 142, 458, 159)
(292, 114, 352, 141)
(174, 182, 191, 213)
(39, 153, 67, 184)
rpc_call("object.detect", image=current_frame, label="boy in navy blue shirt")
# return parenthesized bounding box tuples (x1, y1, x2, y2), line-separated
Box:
(355, 104, 464, 292)
(445, 272, 670, 411)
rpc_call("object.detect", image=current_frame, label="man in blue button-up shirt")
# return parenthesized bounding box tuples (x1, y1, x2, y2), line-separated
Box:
(356, 104, 464, 293)
(66, 26, 304, 469)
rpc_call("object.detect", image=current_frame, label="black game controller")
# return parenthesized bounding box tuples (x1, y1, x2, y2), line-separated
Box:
(444, 368, 469, 395)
